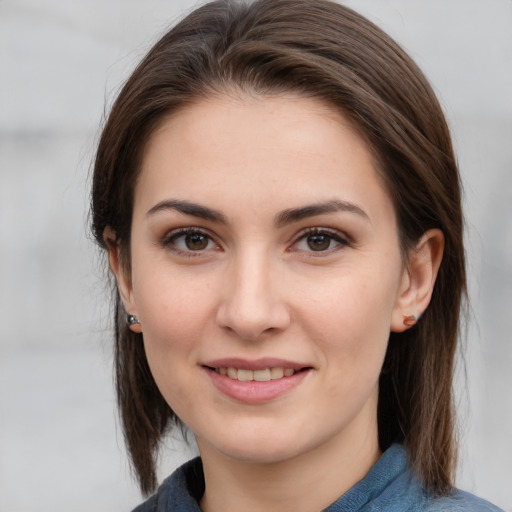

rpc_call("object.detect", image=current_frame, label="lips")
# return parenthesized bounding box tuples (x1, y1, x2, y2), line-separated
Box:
(202, 358, 312, 403)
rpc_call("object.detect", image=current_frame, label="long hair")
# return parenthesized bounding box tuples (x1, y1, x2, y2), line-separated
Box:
(91, 0, 466, 495)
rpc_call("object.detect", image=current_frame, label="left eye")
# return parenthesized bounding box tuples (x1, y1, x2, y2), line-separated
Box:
(293, 231, 347, 252)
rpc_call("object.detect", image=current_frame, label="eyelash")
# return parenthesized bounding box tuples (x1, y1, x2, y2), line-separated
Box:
(161, 227, 350, 257)
(290, 227, 350, 256)
(161, 227, 219, 257)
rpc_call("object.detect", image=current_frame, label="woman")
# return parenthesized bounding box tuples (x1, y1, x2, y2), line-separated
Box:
(91, 0, 503, 510)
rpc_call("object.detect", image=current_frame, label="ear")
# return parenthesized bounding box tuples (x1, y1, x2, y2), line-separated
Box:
(390, 229, 444, 333)
(104, 226, 142, 334)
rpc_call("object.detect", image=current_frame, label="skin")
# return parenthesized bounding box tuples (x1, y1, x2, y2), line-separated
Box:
(108, 94, 443, 512)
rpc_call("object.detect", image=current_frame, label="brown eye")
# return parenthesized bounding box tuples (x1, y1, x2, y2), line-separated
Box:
(163, 228, 217, 254)
(185, 233, 209, 250)
(306, 234, 332, 251)
(291, 229, 349, 254)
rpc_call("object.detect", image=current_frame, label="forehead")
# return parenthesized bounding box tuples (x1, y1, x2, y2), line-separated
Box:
(135, 93, 394, 226)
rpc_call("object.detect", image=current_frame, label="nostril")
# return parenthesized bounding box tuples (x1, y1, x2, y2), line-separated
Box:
(216, 299, 292, 341)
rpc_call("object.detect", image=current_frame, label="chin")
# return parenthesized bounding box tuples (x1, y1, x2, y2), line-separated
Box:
(221, 443, 303, 465)
(198, 426, 323, 466)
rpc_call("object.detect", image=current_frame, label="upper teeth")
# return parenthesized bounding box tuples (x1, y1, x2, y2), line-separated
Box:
(215, 367, 296, 381)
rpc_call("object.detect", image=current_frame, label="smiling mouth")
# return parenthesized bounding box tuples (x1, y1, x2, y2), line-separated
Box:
(207, 367, 310, 382)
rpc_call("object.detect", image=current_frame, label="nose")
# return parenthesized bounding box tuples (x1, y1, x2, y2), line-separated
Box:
(216, 250, 291, 341)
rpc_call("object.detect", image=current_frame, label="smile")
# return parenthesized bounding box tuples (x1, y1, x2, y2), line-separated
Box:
(214, 367, 296, 381)
(202, 359, 312, 403)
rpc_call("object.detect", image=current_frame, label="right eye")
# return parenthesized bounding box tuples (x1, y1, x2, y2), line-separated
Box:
(163, 228, 219, 256)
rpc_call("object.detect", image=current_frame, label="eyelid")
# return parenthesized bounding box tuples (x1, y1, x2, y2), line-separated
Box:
(288, 227, 351, 254)
(160, 225, 351, 257)
(161, 226, 221, 256)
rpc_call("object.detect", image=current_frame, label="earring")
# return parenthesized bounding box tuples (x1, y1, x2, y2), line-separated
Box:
(127, 314, 140, 326)
(403, 315, 418, 327)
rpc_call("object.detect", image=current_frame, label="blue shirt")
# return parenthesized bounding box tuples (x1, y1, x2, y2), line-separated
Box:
(133, 444, 503, 511)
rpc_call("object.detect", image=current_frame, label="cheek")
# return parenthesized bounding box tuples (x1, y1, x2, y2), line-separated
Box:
(134, 264, 216, 342)
(134, 275, 211, 413)
(130, 269, 215, 401)
(298, 270, 397, 334)
(294, 269, 398, 373)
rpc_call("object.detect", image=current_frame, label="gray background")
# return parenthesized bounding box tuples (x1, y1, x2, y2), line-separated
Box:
(1, 0, 511, 511)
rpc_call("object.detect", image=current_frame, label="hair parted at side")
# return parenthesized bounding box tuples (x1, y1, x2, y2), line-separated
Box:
(91, 0, 466, 496)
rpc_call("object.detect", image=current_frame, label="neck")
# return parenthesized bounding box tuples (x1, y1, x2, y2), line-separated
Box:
(198, 418, 381, 512)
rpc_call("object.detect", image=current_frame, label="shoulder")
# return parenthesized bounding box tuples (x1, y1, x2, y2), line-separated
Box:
(423, 489, 505, 512)
(131, 457, 204, 512)
(327, 444, 504, 512)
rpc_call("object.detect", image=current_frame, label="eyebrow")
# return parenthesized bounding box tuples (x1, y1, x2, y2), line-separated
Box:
(146, 199, 229, 224)
(146, 198, 369, 226)
(275, 200, 369, 227)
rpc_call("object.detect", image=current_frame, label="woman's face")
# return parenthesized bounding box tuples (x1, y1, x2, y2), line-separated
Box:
(118, 94, 410, 465)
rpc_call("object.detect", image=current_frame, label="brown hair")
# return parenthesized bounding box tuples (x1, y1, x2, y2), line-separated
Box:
(91, 0, 466, 496)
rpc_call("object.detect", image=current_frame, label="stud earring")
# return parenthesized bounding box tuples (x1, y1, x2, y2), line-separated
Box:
(403, 315, 418, 327)
(127, 314, 140, 326)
